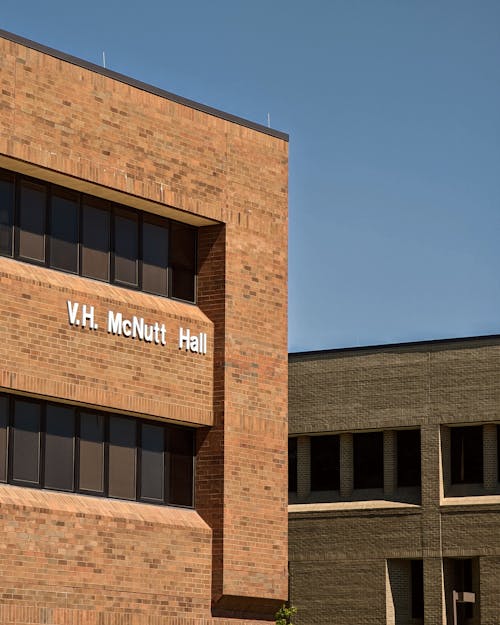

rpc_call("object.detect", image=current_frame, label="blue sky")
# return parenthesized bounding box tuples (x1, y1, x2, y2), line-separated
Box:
(2, 1, 499, 352)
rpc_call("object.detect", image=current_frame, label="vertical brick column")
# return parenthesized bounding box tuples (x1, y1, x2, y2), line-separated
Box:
(424, 557, 446, 625)
(421, 425, 446, 623)
(297, 435, 311, 500)
(384, 430, 397, 497)
(340, 432, 353, 500)
(483, 423, 498, 491)
(440, 426, 451, 497)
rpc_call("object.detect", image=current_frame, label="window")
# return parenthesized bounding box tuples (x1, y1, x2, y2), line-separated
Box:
(81, 199, 110, 281)
(79, 412, 105, 494)
(11, 399, 41, 486)
(353, 431, 383, 489)
(142, 216, 169, 296)
(446, 558, 476, 621)
(310, 435, 340, 491)
(397, 429, 421, 487)
(288, 437, 297, 493)
(0, 396, 7, 482)
(0, 393, 195, 507)
(45, 404, 75, 491)
(450, 426, 483, 484)
(170, 222, 197, 301)
(17, 180, 46, 263)
(114, 209, 138, 287)
(0, 171, 14, 256)
(168, 426, 194, 506)
(411, 560, 424, 618)
(108, 416, 136, 500)
(0, 169, 197, 303)
(140, 423, 165, 503)
(49, 188, 79, 273)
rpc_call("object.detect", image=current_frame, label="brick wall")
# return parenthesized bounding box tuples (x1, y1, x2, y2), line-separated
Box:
(0, 31, 288, 624)
(0, 256, 214, 425)
(289, 337, 500, 625)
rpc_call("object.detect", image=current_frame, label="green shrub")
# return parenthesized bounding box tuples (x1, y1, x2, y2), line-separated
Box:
(275, 604, 297, 625)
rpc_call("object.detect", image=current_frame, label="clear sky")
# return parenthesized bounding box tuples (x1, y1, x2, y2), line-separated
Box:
(2, 1, 499, 352)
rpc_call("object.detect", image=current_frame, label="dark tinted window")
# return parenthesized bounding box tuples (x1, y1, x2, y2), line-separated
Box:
(0, 172, 14, 256)
(353, 431, 384, 489)
(397, 430, 421, 487)
(140, 423, 165, 502)
(168, 426, 194, 506)
(411, 560, 424, 618)
(311, 435, 340, 491)
(79, 412, 104, 493)
(114, 210, 138, 286)
(50, 188, 79, 273)
(18, 180, 46, 262)
(288, 437, 297, 493)
(450, 426, 483, 484)
(11, 400, 40, 485)
(142, 218, 168, 296)
(81, 200, 110, 281)
(108, 417, 136, 500)
(0, 396, 8, 482)
(170, 222, 196, 302)
(45, 404, 75, 491)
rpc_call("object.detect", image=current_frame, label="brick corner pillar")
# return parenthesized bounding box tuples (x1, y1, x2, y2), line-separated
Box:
(340, 432, 353, 500)
(424, 557, 446, 625)
(384, 430, 397, 497)
(297, 435, 311, 500)
(483, 423, 498, 491)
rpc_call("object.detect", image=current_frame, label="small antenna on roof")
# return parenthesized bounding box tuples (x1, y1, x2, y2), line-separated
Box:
(102, 51, 106, 68)
(267, 112, 271, 128)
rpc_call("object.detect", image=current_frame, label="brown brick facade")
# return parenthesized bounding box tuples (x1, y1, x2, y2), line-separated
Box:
(0, 30, 288, 624)
(289, 337, 500, 625)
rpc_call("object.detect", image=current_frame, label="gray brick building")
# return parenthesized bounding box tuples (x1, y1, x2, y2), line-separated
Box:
(288, 335, 500, 624)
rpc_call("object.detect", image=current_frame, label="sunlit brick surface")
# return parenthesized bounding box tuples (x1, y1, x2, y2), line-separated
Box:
(0, 32, 288, 624)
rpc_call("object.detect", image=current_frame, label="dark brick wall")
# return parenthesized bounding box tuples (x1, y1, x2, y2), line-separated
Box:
(289, 337, 500, 625)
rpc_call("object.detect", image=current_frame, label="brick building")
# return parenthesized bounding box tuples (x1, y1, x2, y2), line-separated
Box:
(289, 336, 500, 625)
(0, 30, 288, 625)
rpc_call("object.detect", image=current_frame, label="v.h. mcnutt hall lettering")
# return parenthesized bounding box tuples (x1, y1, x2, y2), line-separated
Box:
(67, 300, 207, 354)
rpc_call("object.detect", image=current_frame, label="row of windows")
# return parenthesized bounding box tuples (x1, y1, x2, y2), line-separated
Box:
(0, 394, 195, 507)
(0, 170, 197, 302)
(289, 425, 500, 495)
(288, 430, 421, 493)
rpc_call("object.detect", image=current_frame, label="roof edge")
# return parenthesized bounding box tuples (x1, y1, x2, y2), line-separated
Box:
(0, 28, 289, 142)
(289, 333, 500, 359)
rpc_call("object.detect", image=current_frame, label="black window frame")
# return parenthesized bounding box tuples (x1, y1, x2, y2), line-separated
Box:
(0, 393, 195, 509)
(0, 169, 197, 304)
